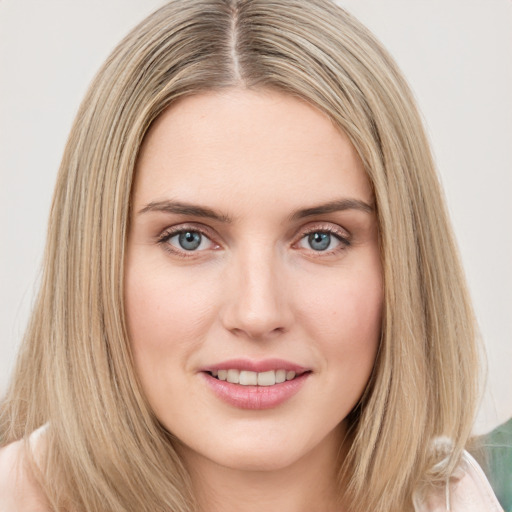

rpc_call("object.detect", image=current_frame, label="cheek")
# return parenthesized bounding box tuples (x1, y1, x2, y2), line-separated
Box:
(302, 265, 382, 331)
(124, 260, 216, 363)
(298, 265, 383, 376)
(124, 259, 221, 420)
(325, 285, 382, 415)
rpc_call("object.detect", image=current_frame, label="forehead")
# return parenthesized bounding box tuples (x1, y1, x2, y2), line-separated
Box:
(133, 88, 372, 215)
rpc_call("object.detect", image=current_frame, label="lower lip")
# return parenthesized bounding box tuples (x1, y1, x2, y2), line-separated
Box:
(202, 372, 310, 410)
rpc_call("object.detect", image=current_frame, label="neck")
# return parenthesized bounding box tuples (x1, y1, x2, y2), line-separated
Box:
(178, 426, 348, 512)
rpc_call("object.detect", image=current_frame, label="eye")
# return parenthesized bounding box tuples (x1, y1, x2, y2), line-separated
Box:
(306, 232, 333, 251)
(159, 227, 218, 254)
(174, 231, 204, 251)
(296, 227, 350, 253)
(299, 232, 339, 251)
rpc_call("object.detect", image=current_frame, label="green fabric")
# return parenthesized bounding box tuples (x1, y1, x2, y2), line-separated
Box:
(475, 418, 512, 512)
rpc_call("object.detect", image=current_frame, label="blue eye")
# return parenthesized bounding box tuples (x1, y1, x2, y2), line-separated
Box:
(164, 230, 213, 252)
(178, 231, 202, 250)
(308, 232, 331, 251)
(297, 229, 347, 252)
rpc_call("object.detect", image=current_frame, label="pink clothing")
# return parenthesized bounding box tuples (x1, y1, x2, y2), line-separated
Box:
(415, 451, 504, 512)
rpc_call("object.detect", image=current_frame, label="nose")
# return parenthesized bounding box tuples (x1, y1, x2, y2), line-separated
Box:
(220, 246, 293, 340)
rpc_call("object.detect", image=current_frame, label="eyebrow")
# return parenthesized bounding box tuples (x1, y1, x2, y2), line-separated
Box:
(138, 197, 374, 223)
(138, 200, 232, 223)
(290, 198, 374, 220)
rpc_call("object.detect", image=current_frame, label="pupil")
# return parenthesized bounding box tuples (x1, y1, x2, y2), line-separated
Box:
(309, 232, 330, 251)
(179, 231, 201, 250)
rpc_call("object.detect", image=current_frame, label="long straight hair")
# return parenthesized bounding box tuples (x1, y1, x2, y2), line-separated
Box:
(0, 1, 480, 510)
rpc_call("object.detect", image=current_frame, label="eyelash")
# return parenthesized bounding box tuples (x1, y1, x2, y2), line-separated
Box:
(156, 223, 351, 258)
(156, 224, 218, 258)
(297, 225, 351, 255)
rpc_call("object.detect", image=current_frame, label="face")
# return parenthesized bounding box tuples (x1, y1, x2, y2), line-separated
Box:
(125, 89, 382, 474)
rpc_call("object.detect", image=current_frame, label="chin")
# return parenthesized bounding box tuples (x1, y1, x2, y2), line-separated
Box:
(180, 421, 342, 475)
(218, 445, 303, 472)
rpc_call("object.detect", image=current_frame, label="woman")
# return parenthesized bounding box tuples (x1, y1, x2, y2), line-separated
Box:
(0, 1, 503, 510)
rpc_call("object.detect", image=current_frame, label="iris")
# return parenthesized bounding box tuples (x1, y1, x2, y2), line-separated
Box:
(179, 231, 202, 250)
(308, 232, 331, 251)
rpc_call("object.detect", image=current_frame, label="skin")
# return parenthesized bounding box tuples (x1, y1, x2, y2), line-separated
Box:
(125, 88, 383, 512)
(0, 434, 50, 511)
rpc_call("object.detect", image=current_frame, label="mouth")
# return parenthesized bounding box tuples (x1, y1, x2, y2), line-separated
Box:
(201, 360, 311, 409)
(206, 368, 308, 386)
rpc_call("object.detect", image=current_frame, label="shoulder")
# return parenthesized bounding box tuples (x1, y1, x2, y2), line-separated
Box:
(0, 430, 50, 512)
(417, 450, 504, 512)
(449, 451, 504, 512)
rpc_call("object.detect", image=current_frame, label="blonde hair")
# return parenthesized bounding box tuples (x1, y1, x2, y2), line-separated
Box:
(0, 1, 480, 510)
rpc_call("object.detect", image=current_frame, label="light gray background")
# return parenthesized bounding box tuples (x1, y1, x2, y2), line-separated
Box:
(1, 0, 511, 434)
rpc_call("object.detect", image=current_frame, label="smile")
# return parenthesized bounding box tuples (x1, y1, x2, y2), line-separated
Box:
(209, 369, 300, 386)
(201, 360, 311, 410)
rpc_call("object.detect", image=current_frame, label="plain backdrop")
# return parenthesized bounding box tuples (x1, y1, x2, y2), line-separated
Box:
(1, 0, 511, 435)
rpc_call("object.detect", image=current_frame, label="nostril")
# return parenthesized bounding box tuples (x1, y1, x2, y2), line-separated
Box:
(229, 325, 288, 340)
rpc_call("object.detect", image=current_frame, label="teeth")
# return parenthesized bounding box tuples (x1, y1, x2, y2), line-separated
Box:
(286, 371, 296, 381)
(239, 371, 258, 385)
(275, 369, 286, 383)
(257, 370, 276, 386)
(211, 369, 300, 386)
(227, 369, 240, 384)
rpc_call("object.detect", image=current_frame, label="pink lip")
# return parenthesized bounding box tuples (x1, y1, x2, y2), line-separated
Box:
(202, 358, 308, 374)
(200, 359, 311, 410)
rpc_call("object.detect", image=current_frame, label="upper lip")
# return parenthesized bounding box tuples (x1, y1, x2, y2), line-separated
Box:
(201, 358, 309, 374)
